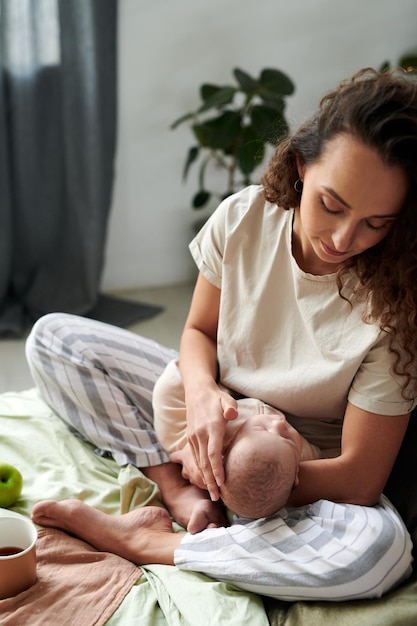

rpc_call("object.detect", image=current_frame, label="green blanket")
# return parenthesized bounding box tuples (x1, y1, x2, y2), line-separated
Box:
(1, 389, 416, 625)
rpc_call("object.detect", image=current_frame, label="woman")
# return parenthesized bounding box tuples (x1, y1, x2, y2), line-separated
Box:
(28, 68, 417, 601)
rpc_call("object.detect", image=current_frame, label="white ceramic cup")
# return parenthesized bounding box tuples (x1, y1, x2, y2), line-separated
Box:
(0, 515, 37, 599)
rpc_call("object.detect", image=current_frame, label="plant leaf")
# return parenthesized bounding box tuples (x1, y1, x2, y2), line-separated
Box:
(251, 104, 288, 144)
(192, 123, 211, 148)
(233, 68, 259, 93)
(201, 83, 223, 101)
(193, 110, 241, 150)
(259, 68, 295, 96)
(183, 146, 199, 181)
(257, 93, 285, 113)
(170, 111, 194, 130)
(238, 126, 264, 175)
(198, 86, 236, 113)
(192, 190, 211, 208)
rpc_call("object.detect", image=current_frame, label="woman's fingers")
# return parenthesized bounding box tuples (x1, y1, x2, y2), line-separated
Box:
(196, 426, 226, 500)
(186, 390, 237, 501)
(170, 446, 206, 489)
(221, 394, 238, 421)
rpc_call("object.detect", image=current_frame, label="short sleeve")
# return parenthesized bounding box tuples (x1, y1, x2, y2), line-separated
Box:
(189, 201, 227, 289)
(189, 186, 263, 289)
(348, 333, 417, 415)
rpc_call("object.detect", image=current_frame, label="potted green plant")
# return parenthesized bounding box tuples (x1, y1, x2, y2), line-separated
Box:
(171, 67, 295, 214)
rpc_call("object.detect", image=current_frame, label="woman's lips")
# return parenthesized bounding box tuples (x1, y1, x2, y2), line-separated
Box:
(321, 240, 349, 257)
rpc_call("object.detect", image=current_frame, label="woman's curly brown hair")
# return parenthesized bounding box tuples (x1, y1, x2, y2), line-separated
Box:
(262, 68, 417, 399)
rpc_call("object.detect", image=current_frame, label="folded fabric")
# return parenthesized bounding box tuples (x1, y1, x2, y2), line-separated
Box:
(0, 528, 141, 626)
(142, 564, 269, 626)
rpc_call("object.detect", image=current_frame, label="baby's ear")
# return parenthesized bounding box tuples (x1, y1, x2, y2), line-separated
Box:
(293, 467, 300, 489)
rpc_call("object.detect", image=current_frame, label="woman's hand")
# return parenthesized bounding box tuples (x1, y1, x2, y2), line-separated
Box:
(178, 273, 238, 501)
(170, 443, 206, 490)
(182, 389, 238, 500)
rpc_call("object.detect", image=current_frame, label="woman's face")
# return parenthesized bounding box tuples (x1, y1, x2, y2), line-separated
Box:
(293, 133, 409, 275)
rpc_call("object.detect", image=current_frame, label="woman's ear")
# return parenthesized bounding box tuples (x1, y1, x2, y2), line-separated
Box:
(295, 155, 305, 181)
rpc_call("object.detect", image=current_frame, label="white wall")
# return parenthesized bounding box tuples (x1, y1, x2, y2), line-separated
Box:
(101, 0, 417, 291)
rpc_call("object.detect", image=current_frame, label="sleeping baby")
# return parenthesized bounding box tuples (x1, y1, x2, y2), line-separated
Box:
(153, 360, 338, 519)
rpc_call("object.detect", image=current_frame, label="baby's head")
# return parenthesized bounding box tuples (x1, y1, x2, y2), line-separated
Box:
(220, 413, 302, 519)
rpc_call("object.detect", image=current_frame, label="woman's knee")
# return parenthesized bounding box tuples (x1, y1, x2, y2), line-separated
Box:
(26, 313, 71, 363)
(25, 313, 87, 387)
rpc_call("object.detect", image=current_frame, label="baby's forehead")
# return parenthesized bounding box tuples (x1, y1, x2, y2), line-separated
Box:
(232, 413, 284, 441)
(227, 431, 298, 475)
(245, 413, 285, 426)
(237, 397, 286, 419)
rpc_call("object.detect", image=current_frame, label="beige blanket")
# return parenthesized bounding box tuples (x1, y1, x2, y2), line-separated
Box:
(0, 528, 141, 626)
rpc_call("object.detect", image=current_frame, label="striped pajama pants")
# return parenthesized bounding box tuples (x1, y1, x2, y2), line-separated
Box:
(25, 313, 413, 602)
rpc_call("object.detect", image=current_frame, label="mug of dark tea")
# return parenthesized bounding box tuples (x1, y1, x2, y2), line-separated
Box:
(0, 515, 37, 599)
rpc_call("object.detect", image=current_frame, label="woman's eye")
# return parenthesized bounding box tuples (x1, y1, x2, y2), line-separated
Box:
(365, 221, 389, 232)
(321, 201, 340, 215)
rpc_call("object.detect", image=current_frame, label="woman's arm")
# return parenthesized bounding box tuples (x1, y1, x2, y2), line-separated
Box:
(288, 402, 410, 506)
(179, 273, 238, 500)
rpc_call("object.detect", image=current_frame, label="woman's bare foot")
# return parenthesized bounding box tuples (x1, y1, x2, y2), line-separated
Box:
(32, 500, 183, 565)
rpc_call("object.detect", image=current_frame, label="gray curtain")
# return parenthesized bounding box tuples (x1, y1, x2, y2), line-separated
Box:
(0, 0, 117, 336)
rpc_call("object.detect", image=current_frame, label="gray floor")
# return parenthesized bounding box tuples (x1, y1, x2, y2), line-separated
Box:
(0, 282, 194, 394)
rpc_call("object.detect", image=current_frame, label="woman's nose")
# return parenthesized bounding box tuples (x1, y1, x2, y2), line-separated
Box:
(332, 222, 357, 251)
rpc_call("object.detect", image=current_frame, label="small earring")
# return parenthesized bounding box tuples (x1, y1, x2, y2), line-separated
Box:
(294, 179, 303, 193)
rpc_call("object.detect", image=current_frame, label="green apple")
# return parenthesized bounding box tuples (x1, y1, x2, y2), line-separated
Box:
(0, 463, 23, 508)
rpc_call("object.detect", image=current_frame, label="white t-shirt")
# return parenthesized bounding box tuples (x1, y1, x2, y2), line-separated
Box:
(153, 358, 327, 460)
(189, 185, 416, 449)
